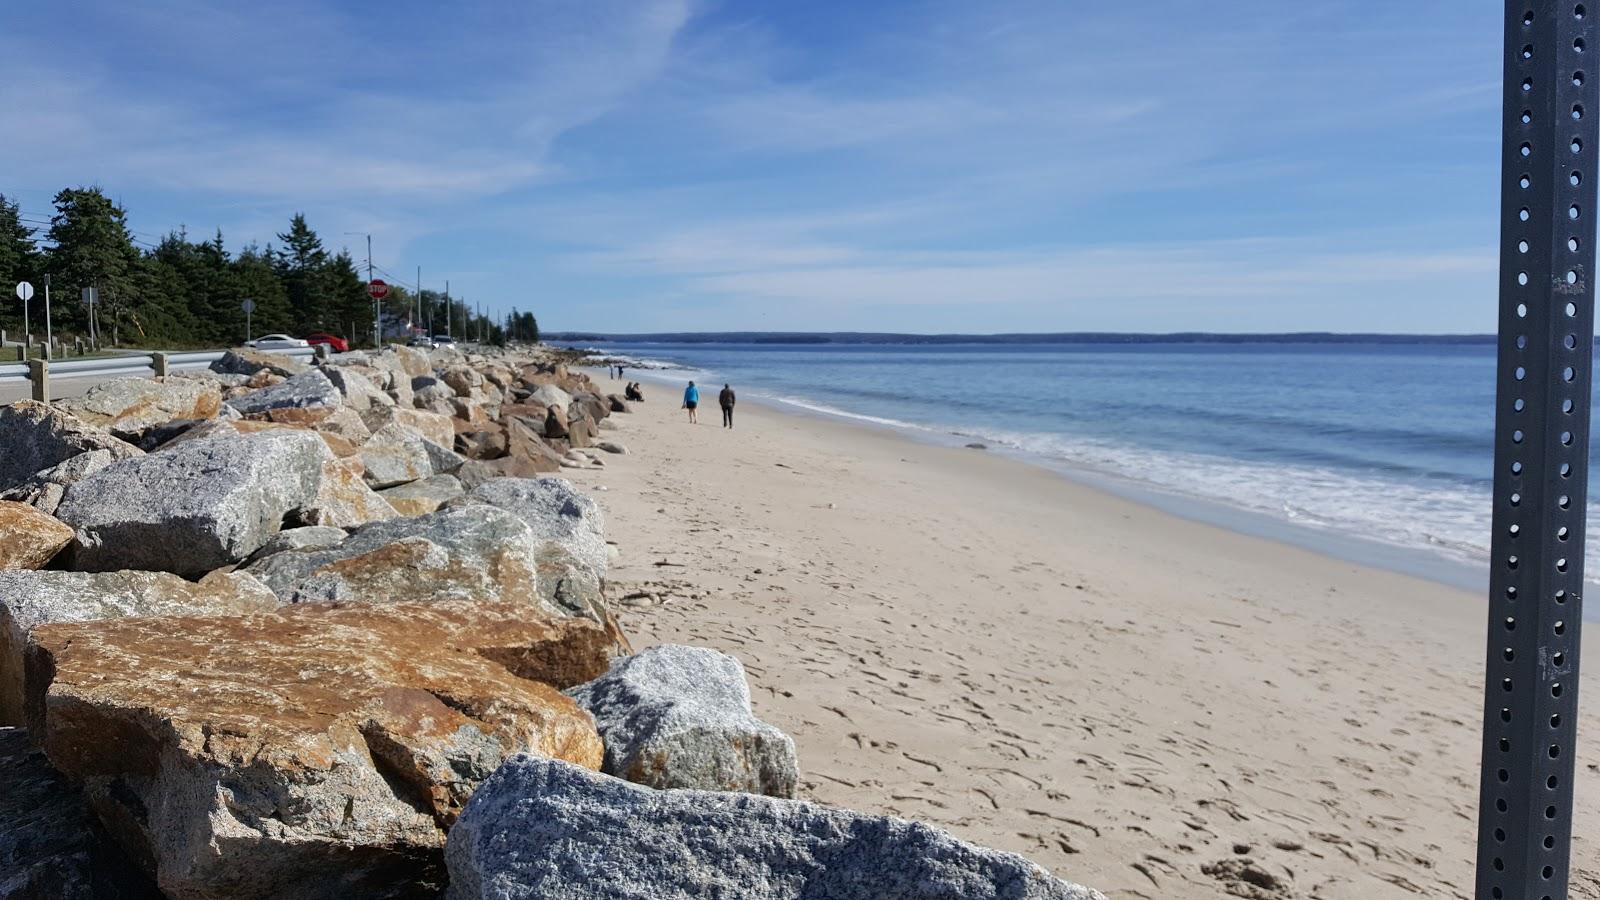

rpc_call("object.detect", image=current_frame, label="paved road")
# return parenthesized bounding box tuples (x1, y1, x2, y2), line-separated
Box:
(0, 375, 123, 405)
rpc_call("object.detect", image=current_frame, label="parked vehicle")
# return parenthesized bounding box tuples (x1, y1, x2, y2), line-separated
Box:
(248, 334, 310, 351)
(431, 335, 456, 346)
(407, 336, 435, 348)
(305, 332, 349, 353)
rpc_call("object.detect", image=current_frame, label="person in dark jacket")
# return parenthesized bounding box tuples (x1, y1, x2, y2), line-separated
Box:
(719, 384, 736, 428)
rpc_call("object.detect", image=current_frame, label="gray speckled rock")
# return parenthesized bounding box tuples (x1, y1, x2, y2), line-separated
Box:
(209, 348, 308, 378)
(527, 384, 573, 412)
(59, 377, 224, 441)
(0, 727, 162, 899)
(0, 449, 122, 515)
(424, 437, 466, 475)
(446, 756, 1103, 900)
(566, 644, 797, 796)
(324, 366, 394, 412)
(248, 525, 349, 561)
(359, 422, 433, 488)
(225, 369, 341, 416)
(0, 570, 279, 725)
(452, 477, 608, 578)
(242, 505, 543, 607)
(414, 382, 456, 407)
(0, 401, 142, 493)
(54, 431, 332, 576)
(378, 474, 464, 516)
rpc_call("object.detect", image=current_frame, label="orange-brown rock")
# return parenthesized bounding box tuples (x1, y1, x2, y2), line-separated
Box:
(0, 500, 74, 570)
(301, 455, 400, 527)
(232, 418, 361, 457)
(507, 417, 563, 472)
(29, 600, 610, 899)
(360, 406, 454, 448)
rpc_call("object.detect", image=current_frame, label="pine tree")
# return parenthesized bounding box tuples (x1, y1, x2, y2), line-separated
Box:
(0, 194, 39, 333)
(274, 214, 328, 333)
(45, 187, 139, 341)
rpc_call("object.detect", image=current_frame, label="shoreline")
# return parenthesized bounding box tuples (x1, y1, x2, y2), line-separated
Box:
(616, 364, 1527, 608)
(577, 365, 1599, 899)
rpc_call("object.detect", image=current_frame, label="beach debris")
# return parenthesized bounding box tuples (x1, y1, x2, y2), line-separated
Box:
(54, 430, 330, 576)
(0, 569, 278, 725)
(27, 600, 609, 899)
(595, 440, 628, 454)
(0, 500, 74, 570)
(1200, 857, 1295, 899)
(966, 442, 988, 450)
(0, 401, 142, 493)
(567, 644, 799, 796)
(0, 726, 161, 898)
(446, 756, 1104, 900)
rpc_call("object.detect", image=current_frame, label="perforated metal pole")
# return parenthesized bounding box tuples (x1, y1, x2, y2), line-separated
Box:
(1478, 3, 1593, 898)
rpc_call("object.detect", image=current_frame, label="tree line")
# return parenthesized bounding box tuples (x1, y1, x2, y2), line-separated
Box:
(0, 187, 537, 349)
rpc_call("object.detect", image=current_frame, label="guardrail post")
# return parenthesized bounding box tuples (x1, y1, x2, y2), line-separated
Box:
(152, 352, 169, 377)
(13, 345, 22, 362)
(28, 358, 48, 403)
(36, 340, 49, 361)
(314, 343, 331, 362)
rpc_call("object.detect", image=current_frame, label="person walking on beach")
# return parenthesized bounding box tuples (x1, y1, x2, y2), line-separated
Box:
(683, 381, 700, 423)
(719, 383, 736, 429)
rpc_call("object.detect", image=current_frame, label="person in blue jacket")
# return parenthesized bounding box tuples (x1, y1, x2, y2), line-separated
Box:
(683, 381, 700, 424)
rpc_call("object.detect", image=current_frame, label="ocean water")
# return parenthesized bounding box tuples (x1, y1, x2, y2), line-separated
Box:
(594, 341, 1597, 593)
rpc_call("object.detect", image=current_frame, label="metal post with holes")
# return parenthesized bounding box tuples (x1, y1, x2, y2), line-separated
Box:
(1478, 3, 1593, 899)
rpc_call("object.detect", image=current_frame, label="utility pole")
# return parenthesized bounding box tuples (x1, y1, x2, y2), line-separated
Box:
(368, 234, 377, 349)
(444, 280, 451, 337)
(415, 266, 422, 338)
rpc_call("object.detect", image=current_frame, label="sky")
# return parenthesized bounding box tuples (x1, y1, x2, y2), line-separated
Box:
(0, 1, 1508, 334)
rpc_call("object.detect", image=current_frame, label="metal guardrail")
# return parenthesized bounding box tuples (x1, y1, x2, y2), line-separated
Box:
(0, 346, 319, 387)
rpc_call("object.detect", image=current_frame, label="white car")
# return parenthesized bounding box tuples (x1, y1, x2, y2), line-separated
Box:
(431, 335, 456, 346)
(249, 334, 310, 351)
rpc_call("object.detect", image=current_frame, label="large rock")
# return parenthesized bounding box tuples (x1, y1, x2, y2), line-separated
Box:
(360, 407, 454, 448)
(60, 377, 223, 441)
(0, 569, 278, 725)
(506, 418, 563, 473)
(453, 478, 608, 577)
(394, 345, 432, 378)
(0, 449, 123, 515)
(54, 431, 332, 576)
(441, 365, 484, 398)
(325, 366, 394, 412)
(527, 384, 572, 412)
(0, 501, 74, 571)
(247, 525, 348, 561)
(358, 422, 433, 488)
(456, 426, 508, 461)
(30, 601, 611, 900)
(210, 348, 308, 378)
(244, 505, 542, 607)
(567, 644, 797, 796)
(301, 456, 400, 528)
(0, 727, 161, 899)
(446, 756, 1102, 900)
(225, 368, 341, 416)
(0, 401, 142, 493)
(379, 474, 464, 516)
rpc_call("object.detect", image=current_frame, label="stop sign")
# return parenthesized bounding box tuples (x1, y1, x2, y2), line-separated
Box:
(367, 279, 388, 300)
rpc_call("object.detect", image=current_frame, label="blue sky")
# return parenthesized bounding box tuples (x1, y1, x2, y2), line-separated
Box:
(0, 1, 1505, 333)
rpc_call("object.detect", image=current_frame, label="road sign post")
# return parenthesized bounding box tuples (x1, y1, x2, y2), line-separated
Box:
(40, 275, 51, 358)
(368, 279, 388, 349)
(241, 298, 256, 346)
(14, 282, 32, 341)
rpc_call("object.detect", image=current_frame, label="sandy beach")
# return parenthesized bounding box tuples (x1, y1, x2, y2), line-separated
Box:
(571, 370, 1600, 900)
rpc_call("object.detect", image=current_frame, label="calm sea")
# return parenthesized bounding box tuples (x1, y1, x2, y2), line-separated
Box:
(594, 341, 1596, 595)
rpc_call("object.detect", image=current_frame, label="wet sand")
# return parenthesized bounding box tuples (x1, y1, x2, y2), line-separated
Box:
(569, 371, 1599, 899)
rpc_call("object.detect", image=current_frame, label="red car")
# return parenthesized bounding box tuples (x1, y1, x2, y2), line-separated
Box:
(305, 333, 349, 353)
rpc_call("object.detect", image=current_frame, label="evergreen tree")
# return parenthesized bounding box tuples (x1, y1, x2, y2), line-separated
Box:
(44, 187, 138, 339)
(274, 214, 328, 332)
(324, 249, 373, 345)
(0, 194, 39, 333)
(233, 244, 294, 340)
